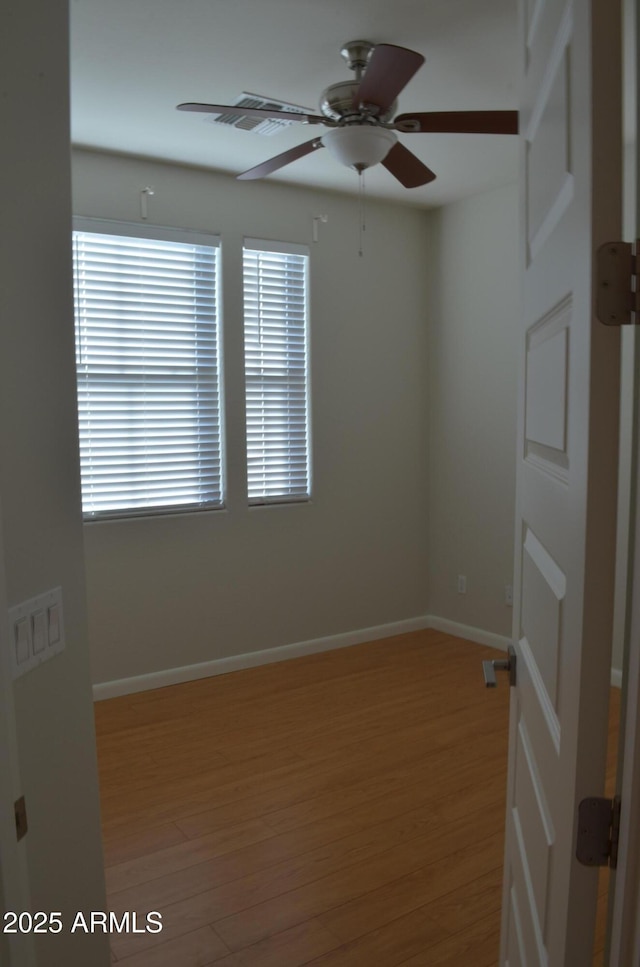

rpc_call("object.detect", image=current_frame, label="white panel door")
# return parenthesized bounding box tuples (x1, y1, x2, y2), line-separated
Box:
(500, 0, 622, 964)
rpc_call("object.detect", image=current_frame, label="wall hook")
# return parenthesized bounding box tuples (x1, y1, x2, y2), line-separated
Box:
(140, 186, 155, 220)
(312, 214, 328, 243)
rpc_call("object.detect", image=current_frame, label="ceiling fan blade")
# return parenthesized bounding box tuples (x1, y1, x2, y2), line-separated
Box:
(177, 102, 326, 125)
(394, 111, 519, 135)
(237, 138, 324, 180)
(381, 142, 436, 188)
(354, 44, 425, 114)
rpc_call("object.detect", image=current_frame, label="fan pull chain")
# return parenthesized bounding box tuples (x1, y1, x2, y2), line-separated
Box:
(358, 168, 366, 257)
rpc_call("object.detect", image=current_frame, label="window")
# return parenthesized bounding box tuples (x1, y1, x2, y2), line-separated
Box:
(72, 221, 222, 520)
(243, 239, 311, 504)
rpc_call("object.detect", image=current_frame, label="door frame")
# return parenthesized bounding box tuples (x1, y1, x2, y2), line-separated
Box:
(0, 499, 36, 967)
(602, 0, 640, 960)
(608, 488, 640, 961)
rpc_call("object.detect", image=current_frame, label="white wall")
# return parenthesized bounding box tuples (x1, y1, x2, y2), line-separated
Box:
(427, 182, 519, 638)
(0, 3, 109, 964)
(72, 150, 433, 687)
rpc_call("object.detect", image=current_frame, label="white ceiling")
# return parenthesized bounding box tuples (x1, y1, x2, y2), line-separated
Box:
(69, 0, 520, 209)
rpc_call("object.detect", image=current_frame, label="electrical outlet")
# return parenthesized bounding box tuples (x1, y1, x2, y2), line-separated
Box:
(457, 575, 467, 594)
(505, 585, 513, 607)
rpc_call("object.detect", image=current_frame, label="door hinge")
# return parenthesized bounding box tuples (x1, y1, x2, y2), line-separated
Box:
(596, 241, 640, 325)
(14, 795, 28, 842)
(576, 795, 621, 869)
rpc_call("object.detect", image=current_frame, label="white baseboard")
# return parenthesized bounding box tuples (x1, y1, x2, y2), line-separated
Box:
(92, 611, 623, 701)
(427, 617, 624, 688)
(427, 616, 624, 690)
(426, 615, 511, 652)
(92, 615, 432, 700)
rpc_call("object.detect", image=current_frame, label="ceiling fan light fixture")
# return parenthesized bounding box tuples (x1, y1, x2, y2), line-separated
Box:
(321, 126, 397, 171)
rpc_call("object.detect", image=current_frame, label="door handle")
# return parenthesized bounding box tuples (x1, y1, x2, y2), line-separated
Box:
(482, 645, 517, 688)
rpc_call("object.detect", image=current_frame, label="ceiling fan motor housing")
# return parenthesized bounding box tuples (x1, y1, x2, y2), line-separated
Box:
(319, 82, 397, 122)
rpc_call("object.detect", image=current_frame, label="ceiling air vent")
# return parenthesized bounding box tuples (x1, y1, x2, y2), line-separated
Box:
(204, 92, 314, 136)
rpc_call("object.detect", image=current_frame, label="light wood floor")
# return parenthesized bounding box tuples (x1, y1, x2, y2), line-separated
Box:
(94, 630, 620, 967)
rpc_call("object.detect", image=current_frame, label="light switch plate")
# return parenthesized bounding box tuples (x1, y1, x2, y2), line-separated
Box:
(9, 587, 65, 680)
(32, 610, 47, 654)
(14, 618, 31, 667)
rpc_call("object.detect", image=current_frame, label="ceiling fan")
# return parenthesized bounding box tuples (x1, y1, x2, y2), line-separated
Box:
(177, 40, 518, 188)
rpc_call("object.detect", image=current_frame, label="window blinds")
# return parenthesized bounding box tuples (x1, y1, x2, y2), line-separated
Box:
(72, 225, 222, 519)
(243, 240, 311, 504)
